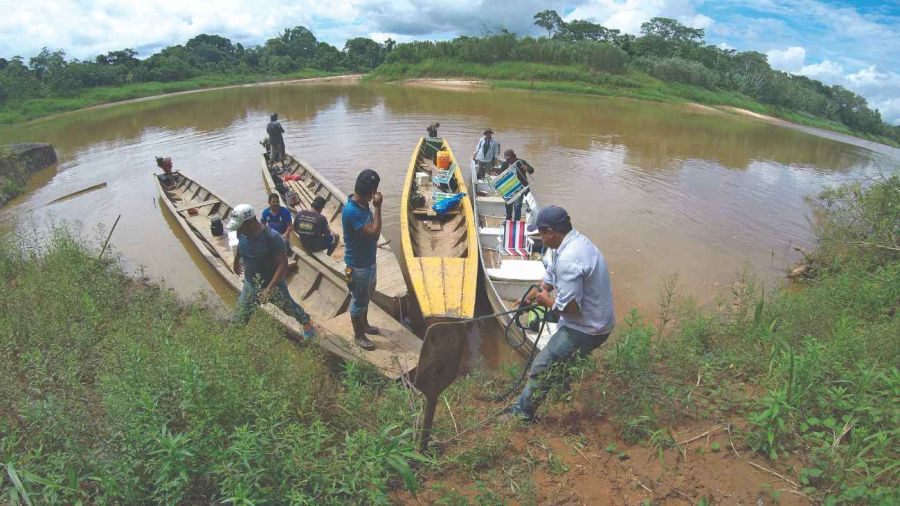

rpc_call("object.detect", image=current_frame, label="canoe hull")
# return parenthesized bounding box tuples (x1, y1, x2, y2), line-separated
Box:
(469, 161, 555, 353)
(400, 138, 479, 325)
(154, 171, 421, 379)
(260, 153, 408, 319)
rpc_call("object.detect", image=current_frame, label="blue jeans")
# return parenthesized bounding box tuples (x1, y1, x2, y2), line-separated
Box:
(348, 264, 377, 318)
(233, 276, 310, 325)
(511, 326, 609, 420)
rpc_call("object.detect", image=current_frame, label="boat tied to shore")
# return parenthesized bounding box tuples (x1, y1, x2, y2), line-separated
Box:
(260, 153, 409, 318)
(470, 160, 556, 351)
(400, 137, 479, 326)
(153, 170, 422, 379)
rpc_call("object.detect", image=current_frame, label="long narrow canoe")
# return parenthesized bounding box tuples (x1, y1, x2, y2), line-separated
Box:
(400, 138, 479, 325)
(260, 153, 408, 318)
(154, 171, 421, 379)
(470, 161, 556, 351)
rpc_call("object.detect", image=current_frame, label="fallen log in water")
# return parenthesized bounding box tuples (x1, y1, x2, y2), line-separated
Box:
(47, 182, 107, 204)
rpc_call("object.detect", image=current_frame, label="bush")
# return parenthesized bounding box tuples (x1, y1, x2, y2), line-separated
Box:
(634, 56, 719, 89)
(0, 226, 426, 503)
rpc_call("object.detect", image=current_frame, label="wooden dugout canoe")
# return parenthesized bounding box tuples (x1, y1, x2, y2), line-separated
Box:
(260, 153, 408, 318)
(469, 161, 556, 352)
(154, 171, 421, 379)
(400, 138, 479, 325)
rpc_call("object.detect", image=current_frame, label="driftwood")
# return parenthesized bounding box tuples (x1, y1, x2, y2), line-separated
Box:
(48, 182, 107, 204)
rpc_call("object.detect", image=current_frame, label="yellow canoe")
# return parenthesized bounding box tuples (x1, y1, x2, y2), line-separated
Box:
(400, 137, 479, 325)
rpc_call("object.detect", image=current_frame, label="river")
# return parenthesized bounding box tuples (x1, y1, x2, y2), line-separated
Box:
(1, 80, 896, 366)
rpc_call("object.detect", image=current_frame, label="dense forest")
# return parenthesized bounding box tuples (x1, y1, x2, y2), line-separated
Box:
(1, 11, 898, 143)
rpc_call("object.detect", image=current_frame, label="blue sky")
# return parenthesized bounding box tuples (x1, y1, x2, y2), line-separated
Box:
(1, 0, 898, 123)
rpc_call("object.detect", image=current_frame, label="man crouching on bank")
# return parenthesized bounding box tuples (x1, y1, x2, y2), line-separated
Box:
(502, 205, 615, 423)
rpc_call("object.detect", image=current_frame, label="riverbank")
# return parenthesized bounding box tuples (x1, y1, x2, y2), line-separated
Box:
(367, 61, 900, 149)
(2, 175, 896, 503)
(0, 70, 354, 125)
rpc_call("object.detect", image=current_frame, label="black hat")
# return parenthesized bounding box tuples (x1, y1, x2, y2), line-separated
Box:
(355, 169, 380, 196)
(483, 128, 494, 135)
(527, 205, 571, 233)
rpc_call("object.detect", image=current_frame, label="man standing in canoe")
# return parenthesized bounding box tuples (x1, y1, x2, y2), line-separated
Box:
(266, 113, 286, 165)
(473, 128, 500, 180)
(497, 149, 535, 221)
(342, 169, 383, 351)
(228, 204, 315, 340)
(502, 206, 614, 423)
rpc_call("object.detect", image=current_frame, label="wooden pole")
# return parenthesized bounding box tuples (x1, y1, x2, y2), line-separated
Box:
(98, 214, 121, 259)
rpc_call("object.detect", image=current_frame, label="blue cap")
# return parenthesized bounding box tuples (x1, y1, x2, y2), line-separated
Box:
(527, 205, 570, 233)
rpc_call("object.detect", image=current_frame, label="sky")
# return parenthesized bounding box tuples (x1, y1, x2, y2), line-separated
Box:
(1, 0, 898, 124)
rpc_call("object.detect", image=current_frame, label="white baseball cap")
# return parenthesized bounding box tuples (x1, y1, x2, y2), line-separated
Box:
(226, 204, 256, 231)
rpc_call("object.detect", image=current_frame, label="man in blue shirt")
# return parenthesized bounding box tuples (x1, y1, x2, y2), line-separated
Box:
(503, 205, 615, 422)
(228, 204, 314, 340)
(260, 193, 293, 242)
(342, 169, 382, 351)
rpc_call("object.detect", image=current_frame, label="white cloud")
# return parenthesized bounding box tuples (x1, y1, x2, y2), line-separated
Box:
(799, 59, 843, 80)
(567, 0, 713, 35)
(766, 46, 806, 73)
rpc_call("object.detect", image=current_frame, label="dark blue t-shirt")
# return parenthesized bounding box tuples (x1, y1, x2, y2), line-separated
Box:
(238, 226, 288, 284)
(342, 197, 377, 268)
(261, 206, 293, 234)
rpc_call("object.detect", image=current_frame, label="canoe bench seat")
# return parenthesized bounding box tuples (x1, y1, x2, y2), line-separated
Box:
(485, 259, 546, 282)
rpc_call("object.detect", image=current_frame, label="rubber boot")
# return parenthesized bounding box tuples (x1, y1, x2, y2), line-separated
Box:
(362, 308, 380, 335)
(352, 315, 376, 351)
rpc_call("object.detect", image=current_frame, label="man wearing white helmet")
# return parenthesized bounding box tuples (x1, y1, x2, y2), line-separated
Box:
(228, 204, 315, 339)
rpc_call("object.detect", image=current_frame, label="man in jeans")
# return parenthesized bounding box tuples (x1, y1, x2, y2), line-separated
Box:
(229, 204, 315, 340)
(503, 205, 615, 422)
(342, 169, 383, 351)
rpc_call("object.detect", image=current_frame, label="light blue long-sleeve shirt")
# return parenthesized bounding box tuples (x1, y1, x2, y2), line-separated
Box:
(543, 229, 615, 336)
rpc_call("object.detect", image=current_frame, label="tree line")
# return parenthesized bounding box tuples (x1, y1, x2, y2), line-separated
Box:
(385, 11, 898, 141)
(0, 12, 897, 142)
(0, 27, 390, 102)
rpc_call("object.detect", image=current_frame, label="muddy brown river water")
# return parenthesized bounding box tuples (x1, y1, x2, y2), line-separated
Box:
(1, 80, 896, 366)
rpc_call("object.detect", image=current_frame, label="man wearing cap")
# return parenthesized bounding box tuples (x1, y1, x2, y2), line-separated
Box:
(473, 129, 500, 180)
(503, 205, 615, 423)
(266, 113, 285, 165)
(342, 169, 383, 351)
(295, 196, 339, 255)
(229, 204, 315, 340)
(498, 149, 535, 221)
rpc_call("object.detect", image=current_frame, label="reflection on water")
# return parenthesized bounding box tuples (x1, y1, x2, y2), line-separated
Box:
(1, 82, 895, 367)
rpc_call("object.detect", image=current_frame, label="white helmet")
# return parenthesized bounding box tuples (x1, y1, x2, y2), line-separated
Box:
(226, 204, 256, 231)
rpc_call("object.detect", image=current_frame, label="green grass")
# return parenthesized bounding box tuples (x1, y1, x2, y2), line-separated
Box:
(0, 226, 428, 504)
(572, 174, 900, 503)
(369, 60, 900, 148)
(0, 69, 336, 125)
(1, 175, 896, 503)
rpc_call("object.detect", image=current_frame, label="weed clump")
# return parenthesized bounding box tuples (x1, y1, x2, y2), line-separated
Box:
(0, 227, 425, 504)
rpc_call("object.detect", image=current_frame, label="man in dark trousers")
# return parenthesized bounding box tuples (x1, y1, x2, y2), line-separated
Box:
(501, 206, 615, 423)
(228, 204, 315, 340)
(295, 196, 339, 255)
(266, 113, 285, 165)
(342, 169, 383, 351)
(497, 149, 535, 221)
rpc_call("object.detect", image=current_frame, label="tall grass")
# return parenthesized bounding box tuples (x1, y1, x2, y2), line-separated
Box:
(0, 69, 335, 125)
(0, 226, 426, 504)
(568, 174, 899, 503)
